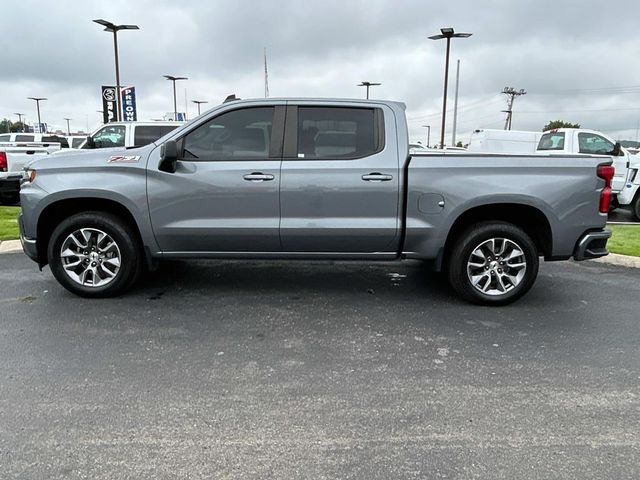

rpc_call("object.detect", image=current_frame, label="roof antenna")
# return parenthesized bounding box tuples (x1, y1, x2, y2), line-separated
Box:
(224, 94, 239, 103)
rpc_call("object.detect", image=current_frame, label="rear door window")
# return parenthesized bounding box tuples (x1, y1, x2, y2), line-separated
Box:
(42, 135, 69, 148)
(296, 107, 383, 159)
(134, 126, 167, 146)
(0, 134, 10, 142)
(537, 132, 565, 150)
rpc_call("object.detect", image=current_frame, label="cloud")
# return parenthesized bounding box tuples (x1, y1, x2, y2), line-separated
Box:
(1, 0, 639, 142)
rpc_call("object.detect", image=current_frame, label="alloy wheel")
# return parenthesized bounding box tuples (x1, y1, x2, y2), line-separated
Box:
(59, 228, 121, 287)
(466, 237, 527, 296)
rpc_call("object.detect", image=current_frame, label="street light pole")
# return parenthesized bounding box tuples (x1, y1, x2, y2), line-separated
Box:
(164, 75, 188, 121)
(27, 97, 47, 132)
(358, 81, 381, 99)
(451, 59, 461, 147)
(429, 28, 472, 149)
(422, 125, 431, 148)
(192, 100, 208, 116)
(64, 118, 72, 136)
(14, 113, 25, 131)
(93, 19, 139, 122)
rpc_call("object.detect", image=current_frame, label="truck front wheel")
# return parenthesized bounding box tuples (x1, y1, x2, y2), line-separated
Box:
(632, 194, 640, 221)
(446, 222, 539, 306)
(48, 212, 142, 298)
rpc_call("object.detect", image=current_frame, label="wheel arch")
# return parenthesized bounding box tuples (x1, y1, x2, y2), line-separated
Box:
(36, 197, 151, 268)
(439, 202, 553, 270)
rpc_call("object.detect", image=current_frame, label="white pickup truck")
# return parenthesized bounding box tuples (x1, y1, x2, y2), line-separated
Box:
(536, 128, 638, 218)
(78, 121, 183, 150)
(0, 142, 61, 204)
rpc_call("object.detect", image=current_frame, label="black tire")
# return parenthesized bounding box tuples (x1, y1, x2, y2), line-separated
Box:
(632, 194, 640, 222)
(48, 211, 142, 298)
(446, 221, 539, 306)
(0, 193, 20, 206)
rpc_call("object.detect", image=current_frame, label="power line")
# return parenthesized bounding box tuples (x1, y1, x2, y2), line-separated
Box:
(529, 85, 640, 95)
(516, 106, 640, 114)
(407, 94, 502, 121)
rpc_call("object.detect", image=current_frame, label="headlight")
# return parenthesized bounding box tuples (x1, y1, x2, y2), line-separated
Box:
(23, 169, 36, 183)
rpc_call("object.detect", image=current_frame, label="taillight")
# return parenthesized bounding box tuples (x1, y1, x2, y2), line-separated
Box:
(0, 152, 7, 172)
(597, 164, 615, 213)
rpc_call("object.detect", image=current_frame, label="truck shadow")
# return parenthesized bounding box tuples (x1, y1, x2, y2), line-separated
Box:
(135, 258, 566, 310)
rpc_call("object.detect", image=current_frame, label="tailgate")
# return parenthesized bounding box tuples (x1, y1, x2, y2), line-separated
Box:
(6, 150, 50, 175)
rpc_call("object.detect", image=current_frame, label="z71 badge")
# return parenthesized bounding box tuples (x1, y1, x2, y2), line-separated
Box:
(108, 155, 141, 163)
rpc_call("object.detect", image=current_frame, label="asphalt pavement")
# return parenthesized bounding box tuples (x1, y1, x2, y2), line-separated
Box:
(609, 208, 638, 224)
(0, 253, 639, 479)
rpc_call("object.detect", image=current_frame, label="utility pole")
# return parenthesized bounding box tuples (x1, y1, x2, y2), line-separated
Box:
(451, 59, 461, 146)
(64, 117, 72, 135)
(358, 81, 381, 99)
(502, 87, 526, 130)
(422, 125, 431, 148)
(264, 47, 269, 98)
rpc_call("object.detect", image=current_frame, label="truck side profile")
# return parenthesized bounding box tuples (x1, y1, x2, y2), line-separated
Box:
(19, 99, 613, 305)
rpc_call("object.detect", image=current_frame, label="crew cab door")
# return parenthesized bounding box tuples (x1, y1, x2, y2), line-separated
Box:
(279, 104, 400, 253)
(147, 105, 284, 252)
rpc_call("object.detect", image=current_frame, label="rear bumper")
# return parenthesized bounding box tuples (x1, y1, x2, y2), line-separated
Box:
(573, 229, 611, 261)
(18, 213, 38, 263)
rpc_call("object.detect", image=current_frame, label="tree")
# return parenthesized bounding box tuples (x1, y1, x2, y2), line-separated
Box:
(542, 120, 580, 132)
(10, 121, 25, 133)
(0, 118, 11, 134)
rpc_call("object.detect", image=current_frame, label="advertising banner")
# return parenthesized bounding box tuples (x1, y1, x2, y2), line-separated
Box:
(101, 86, 117, 123)
(121, 86, 137, 122)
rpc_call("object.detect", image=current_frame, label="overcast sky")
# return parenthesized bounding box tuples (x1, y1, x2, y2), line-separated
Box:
(1, 0, 640, 143)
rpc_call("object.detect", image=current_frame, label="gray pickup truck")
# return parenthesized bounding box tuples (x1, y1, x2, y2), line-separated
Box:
(18, 98, 614, 305)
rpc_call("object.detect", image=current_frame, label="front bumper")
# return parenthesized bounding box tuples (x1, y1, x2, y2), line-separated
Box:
(18, 213, 38, 263)
(573, 229, 611, 261)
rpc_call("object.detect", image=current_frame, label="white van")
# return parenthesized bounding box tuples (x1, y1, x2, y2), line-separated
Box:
(467, 129, 542, 154)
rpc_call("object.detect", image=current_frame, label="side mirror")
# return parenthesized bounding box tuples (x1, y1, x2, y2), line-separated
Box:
(84, 136, 96, 149)
(159, 140, 178, 173)
(611, 142, 622, 156)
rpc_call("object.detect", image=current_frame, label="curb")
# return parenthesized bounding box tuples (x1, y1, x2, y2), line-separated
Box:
(0, 240, 22, 254)
(590, 253, 640, 269)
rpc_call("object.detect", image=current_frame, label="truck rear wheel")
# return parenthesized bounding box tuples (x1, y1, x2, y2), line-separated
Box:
(48, 212, 142, 298)
(446, 222, 539, 306)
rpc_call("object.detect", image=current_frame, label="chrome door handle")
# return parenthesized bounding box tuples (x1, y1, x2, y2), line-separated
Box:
(243, 172, 275, 182)
(362, 173, 393, 182)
